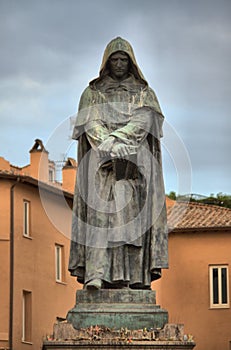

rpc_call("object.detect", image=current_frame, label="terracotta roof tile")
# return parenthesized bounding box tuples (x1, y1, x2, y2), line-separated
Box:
(167, 201, 231, 230)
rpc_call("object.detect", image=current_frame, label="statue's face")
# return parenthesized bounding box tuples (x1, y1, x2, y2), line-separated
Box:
(108, 51, 130, 81)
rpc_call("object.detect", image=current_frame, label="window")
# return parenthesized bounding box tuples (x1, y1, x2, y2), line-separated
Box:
(22, 290, 32, 343)
(49, 169, 55, 182)
(55, 245, 65, 282)
(209, 265, 229, 308)
(23, 200, 30, 237)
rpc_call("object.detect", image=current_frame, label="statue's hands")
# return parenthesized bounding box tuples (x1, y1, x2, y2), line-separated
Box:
(111, 143, 131, 158)
(98, 136, 116, 157)
(98, 136, 132, 159)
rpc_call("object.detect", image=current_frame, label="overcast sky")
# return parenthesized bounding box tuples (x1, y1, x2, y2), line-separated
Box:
(0, 0, 230, 196)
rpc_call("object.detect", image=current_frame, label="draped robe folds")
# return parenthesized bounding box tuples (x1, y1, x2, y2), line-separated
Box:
(69, 39, 168, 289)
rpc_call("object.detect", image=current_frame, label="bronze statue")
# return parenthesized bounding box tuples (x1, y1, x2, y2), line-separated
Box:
(69, 37, 168, 290)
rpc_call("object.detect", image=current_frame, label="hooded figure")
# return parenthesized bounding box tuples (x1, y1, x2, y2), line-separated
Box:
(69, 37, 168, 290)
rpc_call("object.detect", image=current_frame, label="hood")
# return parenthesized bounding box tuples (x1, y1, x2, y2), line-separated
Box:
(90, 37, 148, 87)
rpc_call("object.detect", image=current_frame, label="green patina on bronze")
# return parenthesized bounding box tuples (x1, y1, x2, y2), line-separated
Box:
(67, 290, 168, 330)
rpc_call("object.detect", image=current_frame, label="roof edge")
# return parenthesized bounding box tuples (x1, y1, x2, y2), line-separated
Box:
(0, 172, 73, 199)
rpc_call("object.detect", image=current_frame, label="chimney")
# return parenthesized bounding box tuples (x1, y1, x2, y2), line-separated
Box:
(0, 157, 11, 171)
(62, 158, 77, 193)
(29, 139, 49, 182)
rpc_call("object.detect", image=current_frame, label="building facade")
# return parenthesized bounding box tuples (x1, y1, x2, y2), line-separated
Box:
(0, 140, 79, 350)
(155, 200, 231, 350)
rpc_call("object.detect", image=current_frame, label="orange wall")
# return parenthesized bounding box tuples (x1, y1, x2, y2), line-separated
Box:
(29, 151, 49, 182)
(13, 182, 79, 350)
(62, 167, 76, 193)
(0, 241, 10, 348)
(0, 179, 80, 350)
(0, 180, 10, 347)
(0, 180, 10, 239)
(154, 230, 231, 350)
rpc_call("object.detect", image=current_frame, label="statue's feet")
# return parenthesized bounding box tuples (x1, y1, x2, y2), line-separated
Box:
(85, 278, 102, 290)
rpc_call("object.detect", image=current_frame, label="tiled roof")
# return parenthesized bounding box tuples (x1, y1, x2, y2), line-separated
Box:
(167, 200, 231, 231)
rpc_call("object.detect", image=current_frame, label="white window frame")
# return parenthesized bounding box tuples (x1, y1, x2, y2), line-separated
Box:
(209, 265, 229, 309)
(55, 244, 63, 282)
(23, 200, 30, 237)
(22, 290, 32, 343)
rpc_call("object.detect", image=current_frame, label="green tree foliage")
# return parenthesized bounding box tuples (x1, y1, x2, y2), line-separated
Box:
(167, 192, 231, 209)
(201, 193, 231, 208)
(168, 191, 176, 200)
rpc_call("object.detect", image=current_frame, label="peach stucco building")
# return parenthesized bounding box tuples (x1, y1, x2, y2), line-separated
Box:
(0, 140, 79, 350)
(155, 200, 231, 350)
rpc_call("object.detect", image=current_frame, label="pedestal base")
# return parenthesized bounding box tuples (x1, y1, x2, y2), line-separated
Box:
(67, 289, 168, 330)
(43, 290, 195, 349)
(43, 322, 195, 349)
(43, 340, 195, 349)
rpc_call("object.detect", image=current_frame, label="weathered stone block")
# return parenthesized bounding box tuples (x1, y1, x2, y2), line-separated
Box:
(43, 319, 196, 349)
(67, 289, 168, 330)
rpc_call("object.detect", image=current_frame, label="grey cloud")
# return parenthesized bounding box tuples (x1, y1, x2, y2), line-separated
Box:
(0, 0, 230, 194)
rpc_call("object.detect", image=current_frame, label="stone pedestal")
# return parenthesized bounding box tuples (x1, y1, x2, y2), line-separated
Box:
(42, 322, 195, 349)
(42, 290, 195, 349)
(67, 289, 168, 330)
